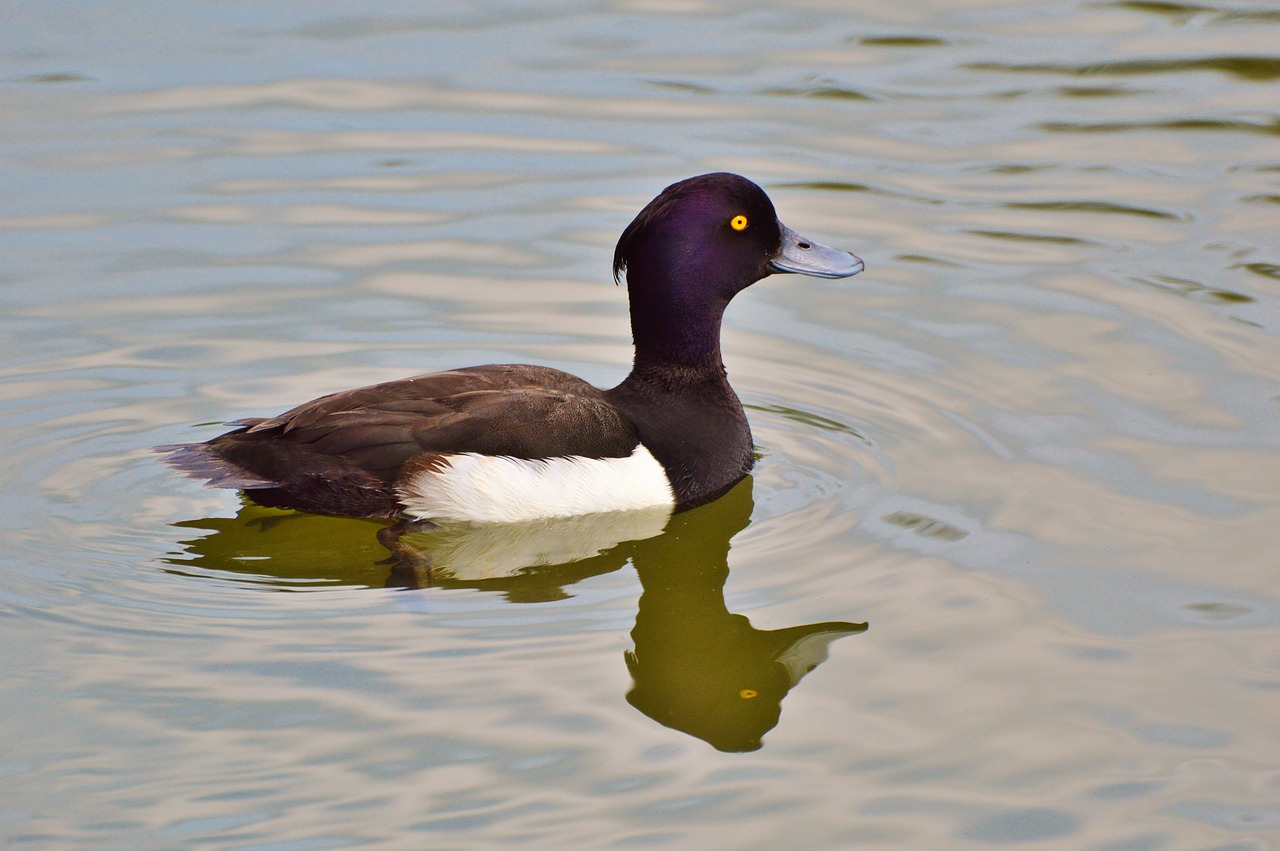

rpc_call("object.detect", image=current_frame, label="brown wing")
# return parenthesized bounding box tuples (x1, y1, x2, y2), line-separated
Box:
(160, 364, 642, 518)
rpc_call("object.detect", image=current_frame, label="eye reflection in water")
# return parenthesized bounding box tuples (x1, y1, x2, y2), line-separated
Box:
(163, 478, 867, 751)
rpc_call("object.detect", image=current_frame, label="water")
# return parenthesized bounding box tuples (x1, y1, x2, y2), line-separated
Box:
(3, 0, 1279, 847)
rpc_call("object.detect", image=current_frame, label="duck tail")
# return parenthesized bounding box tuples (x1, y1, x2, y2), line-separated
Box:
(154, 442, 274, 490)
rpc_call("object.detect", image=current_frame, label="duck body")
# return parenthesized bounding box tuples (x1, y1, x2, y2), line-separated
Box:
(161, 173, 863, 523)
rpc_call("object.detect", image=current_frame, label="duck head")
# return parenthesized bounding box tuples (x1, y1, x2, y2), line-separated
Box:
(613, 173, 863, 367)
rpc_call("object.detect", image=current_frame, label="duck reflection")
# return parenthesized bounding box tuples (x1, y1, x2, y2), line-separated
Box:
(622, 481, 866, 752)
(164, 501, 652, 601)
(163, 478, 866, 750)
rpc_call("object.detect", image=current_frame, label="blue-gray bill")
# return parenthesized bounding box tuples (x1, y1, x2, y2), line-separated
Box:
(769, 222, 864, 278)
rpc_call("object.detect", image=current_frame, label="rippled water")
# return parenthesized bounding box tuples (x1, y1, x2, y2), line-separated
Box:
(3, 1, 1279, 847)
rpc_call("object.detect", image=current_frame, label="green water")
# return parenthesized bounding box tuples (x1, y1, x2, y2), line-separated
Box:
(2, 1, 1278, 847)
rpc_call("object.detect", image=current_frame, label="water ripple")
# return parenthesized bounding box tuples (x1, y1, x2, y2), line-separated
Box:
(1039, 117, 1280, 136)
(967, 55, 1280, 82)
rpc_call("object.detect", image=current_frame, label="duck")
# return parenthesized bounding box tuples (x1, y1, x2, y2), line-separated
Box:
(160, 172, 864, 524)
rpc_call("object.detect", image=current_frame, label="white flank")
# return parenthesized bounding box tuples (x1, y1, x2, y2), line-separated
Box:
(396, 446, 675, 524)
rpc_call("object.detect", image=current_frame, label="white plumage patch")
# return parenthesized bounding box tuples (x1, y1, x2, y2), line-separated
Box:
(396, 445, 675, 524)
(400, 507, 672, 581)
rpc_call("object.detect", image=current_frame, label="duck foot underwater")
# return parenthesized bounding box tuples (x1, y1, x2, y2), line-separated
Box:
(377, 522, 437, 589)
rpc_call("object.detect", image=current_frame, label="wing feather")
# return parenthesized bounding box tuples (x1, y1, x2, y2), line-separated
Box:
(160, 364, 642, 518)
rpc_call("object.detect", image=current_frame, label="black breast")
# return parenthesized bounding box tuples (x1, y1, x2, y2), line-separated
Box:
(607, 367, 754, 510)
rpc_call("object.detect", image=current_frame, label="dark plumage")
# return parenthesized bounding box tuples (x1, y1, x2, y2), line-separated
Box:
(160, 173, 864, 522)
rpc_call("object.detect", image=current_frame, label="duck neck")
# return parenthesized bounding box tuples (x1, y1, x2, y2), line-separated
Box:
(626, 275, 729, 376)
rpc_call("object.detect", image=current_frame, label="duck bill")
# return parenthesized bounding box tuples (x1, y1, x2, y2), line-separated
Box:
(769, 222, 864, 279)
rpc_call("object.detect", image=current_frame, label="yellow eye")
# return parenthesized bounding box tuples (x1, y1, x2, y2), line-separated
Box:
(730, 215, 748, 231)
(739, 688, 758, 699)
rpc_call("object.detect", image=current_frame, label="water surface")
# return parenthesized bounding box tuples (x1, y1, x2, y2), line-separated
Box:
(2, 0, 1278, 847)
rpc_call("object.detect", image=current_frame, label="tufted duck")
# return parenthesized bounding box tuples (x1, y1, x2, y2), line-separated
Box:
(160, 173, 864, 523)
